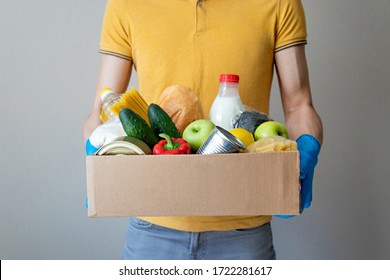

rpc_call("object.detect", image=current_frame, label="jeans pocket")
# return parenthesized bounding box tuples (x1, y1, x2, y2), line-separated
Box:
(129, 217, 155, 229)
(235, 222, 270, 234)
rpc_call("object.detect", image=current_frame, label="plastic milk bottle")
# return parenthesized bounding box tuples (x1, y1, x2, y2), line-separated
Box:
(209, 74, 245, 130)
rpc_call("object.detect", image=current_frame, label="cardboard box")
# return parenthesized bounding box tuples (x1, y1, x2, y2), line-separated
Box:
(86, 151, 300, 217)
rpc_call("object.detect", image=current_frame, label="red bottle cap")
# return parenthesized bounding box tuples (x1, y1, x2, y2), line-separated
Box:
(220, 74, 239, 83)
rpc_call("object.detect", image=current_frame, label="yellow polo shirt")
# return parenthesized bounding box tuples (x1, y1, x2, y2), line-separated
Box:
(99, 0, 307, 232)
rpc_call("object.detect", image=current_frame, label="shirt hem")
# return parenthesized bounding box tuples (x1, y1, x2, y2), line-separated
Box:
(138, 216, 273, 232)
(99, 49, 132, 61)
(274, 40, 307, 53)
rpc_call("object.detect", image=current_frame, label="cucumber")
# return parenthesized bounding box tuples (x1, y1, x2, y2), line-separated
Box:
(119, 108, 159, 148)
(148, 103, 181, 138)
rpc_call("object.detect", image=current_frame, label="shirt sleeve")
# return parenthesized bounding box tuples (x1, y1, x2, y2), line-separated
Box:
(99, 0, 132, 61)
(275, 0, 307, 52)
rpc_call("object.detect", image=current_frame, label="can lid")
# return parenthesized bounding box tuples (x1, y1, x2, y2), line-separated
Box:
(94, 136, 152, 155)
(220, 74, 239, 83)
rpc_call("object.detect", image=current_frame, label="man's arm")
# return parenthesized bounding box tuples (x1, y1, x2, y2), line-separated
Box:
(275, 45, 323, 144)
(82, 54, 132, 142)
(274, 45, 323, 214)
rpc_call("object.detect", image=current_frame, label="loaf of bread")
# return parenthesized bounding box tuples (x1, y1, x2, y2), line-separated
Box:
(158, 85, 204, 134)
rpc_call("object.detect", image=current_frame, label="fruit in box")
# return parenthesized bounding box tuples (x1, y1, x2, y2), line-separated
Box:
(229, 128, 255, 147)
(182, 119, 215, 151)
(254, 121, 289, 140)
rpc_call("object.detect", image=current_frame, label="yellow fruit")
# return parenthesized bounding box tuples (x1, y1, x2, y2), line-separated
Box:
(229, 128, 255, 147)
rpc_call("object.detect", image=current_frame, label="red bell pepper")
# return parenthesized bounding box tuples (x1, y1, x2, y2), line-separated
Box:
(153, 133, 191, 155)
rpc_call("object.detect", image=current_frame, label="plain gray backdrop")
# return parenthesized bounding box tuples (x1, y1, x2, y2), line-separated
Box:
(1, 0, 389, 260)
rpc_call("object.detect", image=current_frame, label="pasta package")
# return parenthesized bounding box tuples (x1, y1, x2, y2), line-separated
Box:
(246, 136, 297, 153)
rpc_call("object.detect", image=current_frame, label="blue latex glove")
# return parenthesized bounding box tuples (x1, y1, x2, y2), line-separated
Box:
(85, 139, 99, 208)
(275, 134, 321, 218)
(86, 138, 99, 156)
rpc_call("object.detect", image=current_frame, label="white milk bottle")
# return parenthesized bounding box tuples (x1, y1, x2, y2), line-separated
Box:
(209, 74, 245, 130)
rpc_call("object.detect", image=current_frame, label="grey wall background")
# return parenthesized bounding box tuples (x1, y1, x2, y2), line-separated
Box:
(0, 0, 389, 260)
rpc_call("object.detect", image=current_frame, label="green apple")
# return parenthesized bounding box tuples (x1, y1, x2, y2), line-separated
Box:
(254, 121, 289, 140)
(182, 119, 216, 151)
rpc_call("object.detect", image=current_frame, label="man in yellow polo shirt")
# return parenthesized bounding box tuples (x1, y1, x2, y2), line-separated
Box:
(83, 0, 323, 260)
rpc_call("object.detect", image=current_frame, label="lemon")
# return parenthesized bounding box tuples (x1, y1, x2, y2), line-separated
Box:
(229, 128, 255, 147)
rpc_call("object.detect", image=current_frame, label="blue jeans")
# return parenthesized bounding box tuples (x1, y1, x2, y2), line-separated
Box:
(122, 217, 276, 260)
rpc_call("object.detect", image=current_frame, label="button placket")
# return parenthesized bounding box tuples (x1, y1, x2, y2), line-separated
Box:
(195, 0, 206, 34)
